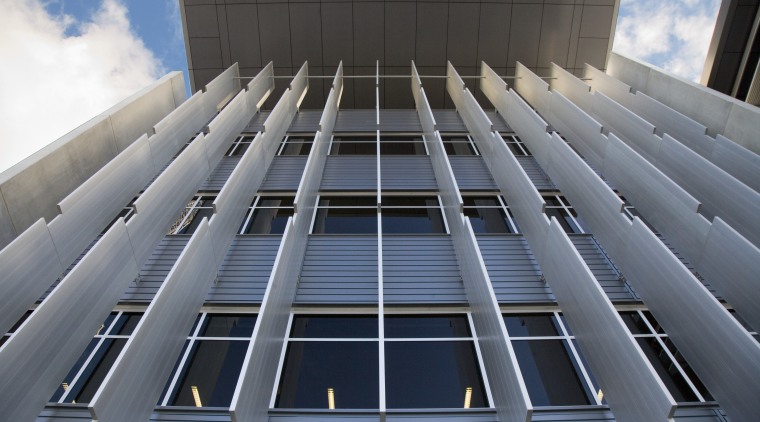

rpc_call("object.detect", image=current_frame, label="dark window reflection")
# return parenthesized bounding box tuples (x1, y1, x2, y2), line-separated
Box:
(381, 208, 445, 234)
(463, 207, 512, 234)
(635, 337, 697, 402)
(290, 316, 378, 338)
(281, 135, 314, 156)
(442, 136, 477, 156)
(110, 313, 141, 335)
(313, 208, 377, 234)
(385, 341, 487, 409)
(245, 208, 293, 234)
(200, 315, 257, 337)
(619, 311, 650, 334)
(380, 141, 426, 155)
(512, 339, 591, 406)
(50, 338, 100, 402)
(504, 314, 560, 337)
(331, 136, 376, 155)
(276, 341, 379, 408)
(385, 315, 471, 338)
(170, 340, 249, 407)
(63, 338, 128, 403)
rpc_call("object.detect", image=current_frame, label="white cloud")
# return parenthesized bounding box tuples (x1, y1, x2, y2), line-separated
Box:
(0, 0, 162, 173)
(613, 0, 720, 82)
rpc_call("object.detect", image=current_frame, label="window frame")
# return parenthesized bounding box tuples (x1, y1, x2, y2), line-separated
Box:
(239, 194, 296, 235)
(440, 133, 480, 156)
(276, 133, 315, 156)
(462, 194, 519, 234)
(500, 133, 531, 156)
(541, 192, 587, 234)
(169, 194, 217, 235)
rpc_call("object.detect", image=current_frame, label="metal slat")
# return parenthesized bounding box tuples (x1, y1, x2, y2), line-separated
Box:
(380, 156, 437, 190)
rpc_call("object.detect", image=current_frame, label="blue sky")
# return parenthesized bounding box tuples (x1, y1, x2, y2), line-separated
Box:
(0, 0, 722, 173)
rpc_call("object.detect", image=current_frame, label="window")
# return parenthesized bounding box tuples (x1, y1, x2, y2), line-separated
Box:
(329, 135, 376, 155)
(542, 192, 588, 234)
(275, 313, 488, 410)
(441, 134, 479, 156)
(379, 134, 427, 155)
(161, 313, 257, 407)
(226, 135, 255, 156)
(619, 310, 714, 403)
(169, 195, 215, 235)
(240, 195, 294, 234)
(501, 133, 531, 156)
(504, 312, 601, 407)
(277, 134, 314, 156)
(462, 195, 519, 234)
(0, 310, 32, 348)
(312, 196, 378, 234)
(50, 311, 143, 404)
(381, 196, 446, 234)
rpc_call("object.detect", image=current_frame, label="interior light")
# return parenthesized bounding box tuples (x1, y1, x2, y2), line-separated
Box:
(597, 389, 604, 402)
(463, 386, 473, 409)
(191, 385, 203, 407)
(327, 387, 335, 410)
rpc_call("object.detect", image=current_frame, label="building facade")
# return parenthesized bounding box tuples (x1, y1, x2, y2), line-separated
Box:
(1, 2, 760, 422)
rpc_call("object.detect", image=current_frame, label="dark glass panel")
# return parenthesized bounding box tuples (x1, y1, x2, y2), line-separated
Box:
(379, 136, 423, 142)
(313, 208, 377, 234)
(330, 141, 376, 155)
(571, 339, 605, 405)
(95, 312, 117, 336)
(290, 316, 378, 338)
(0, 336, 6, 347)
(382, 208, 446, 234)
(641, 311, 666, 334)
(463, 207, 512, 234)
(385, 341, 487, 409)
(542, 195, 563, 207)
(462, 197, 500, 207)
(110, 313, 142, 335)
(50, 338, 100, 402)
(176, 206, 214, 235)
(558, 313, 573, 336)
(333, 135, 376, 143)
(512, 339, 591, 406)
(8, 310, 33, 333)
(545, 208, 582, 234)
(379, 142, 426, 155)
(384, 315, 471, 338)
(159, 340, 190, 404)
(199, 314, 257, 337)
(661, 338, 713, 401)
(170, 340, 249, 407)
(318, 197, 376, 207)
(281, 137, 313, 156)
(276, 341, 379, 408)
(382, 197, 438, 207)
(619, 311, 651, 334)
(503, 314, 560, 337)
(257, 196, 295, 208)
(635, 337, 698, 402)
(66, 338, 128, 403)
(246, 207, 293, 234)
(227, 141, 251, 156)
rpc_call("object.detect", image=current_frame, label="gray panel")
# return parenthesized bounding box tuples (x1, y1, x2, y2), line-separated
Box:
(0, 219, 63, 335)
(200, 156, 241, 190)
(289, 3, 322, 67)
(383, 236, 466, 304)
(697, 217, 760, 332)
(379, 110, 423, 132)
(476, 235, 551, 304)
(447, 3, 480, 68)
(549, 63, 592, 113)
(478, 4, 511, 68)
(569, 235, 633, 301)
(353, 3, 384, 67)
(431, 110, 467, 132)
(334, 110, 378, 132)
(416, 2, 448, 67)
(542, 220, 676, 422)
(226, 4, 261, 69)
(321, 2, 353, 67)
(380, 156, 437, 190)
(620, 219, 760, 422)
(711, 134, 760, 193)
(516, 157, 555, 191)
(258, 4, 292, 68)
(297, 235, 378, 304)
(0, 220, 139, 422)
(260, 156, 308, 191)
(210, 236, 281, 303)
(88, 221, 217, 422)
(657, 134, 760, 247)
(583, 63, 632, 106)
(537, 6, 574, 68)
(449, 156, 498, 191)
(591, 92, 661, 162)
(508, 4, 542, 68)
(385, 2, 416, 67)
(321, 156, 377, 190)
(288, 111, 322, 133)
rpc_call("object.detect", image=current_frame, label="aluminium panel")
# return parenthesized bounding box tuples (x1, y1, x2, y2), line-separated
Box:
(548, 91, 606, 168)
(549, 63, 592, 112)
(657, 134, 760, 247)
(697, 217, 760, 332)
(206, 91, 253, 170)
(480, 62, 509, 115)
(203, 63, 241, 111)
(260, 157, 308, 191)
(88, 220, 217, 422)
(320, 157, 377, 191)
(0, 220, 139, 422)
(448, 156, 498, 191)
(711, 134, 760, 193)
(505, 90, 552, 170)
(0, 219, 63, 335)
(514, 62, 550, 113)
(582, 64, 632, 107)
(591, 92, 661, 162)
(542, 220, 676, 422)
(476, 235, 551, 303)
(200, 156, 242, 191)
(620, 218, 760, 422)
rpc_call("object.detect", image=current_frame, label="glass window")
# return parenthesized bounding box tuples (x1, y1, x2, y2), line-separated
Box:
(170, 195, 215, 235)
(329, 135, 376, 155)
(290, 315, 378, 338)
(1, 310, 33, 348)
(620, 310, 714, 403)
(502, 134, 531, 156)
(240, 196, 294, 235)
(504, 312, 598, 407)
(384, 315, 471, 338)
(162, 313, 257, 408)
(462, 196, 519, 234)
(379, 135, 426, 155)
(381, 196, 446, 234)
(312, 196, 377, 234)
(278, 134, 314, 156)
(441, 134, 479, 156)
(541, 193, 588, 234)
(226, 135, 255, 156)
(50, 311, 143, 404)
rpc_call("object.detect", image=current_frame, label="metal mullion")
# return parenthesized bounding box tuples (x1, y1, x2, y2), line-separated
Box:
(651, 335, 707, 402)
(58, 336, 109, 403)
(377, 179, 386, 412)
(555, 312, 601, 405)
(275, 135, 288, 155)
(161, 313, 207, 406)
(269, 313, 294, 409)
(467, 312, 494, 408)
(496, 196, 519, 233)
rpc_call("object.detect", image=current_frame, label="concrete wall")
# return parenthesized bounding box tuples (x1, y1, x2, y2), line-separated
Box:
(607, 52, 760, 155)
(0, 72, 186, 249)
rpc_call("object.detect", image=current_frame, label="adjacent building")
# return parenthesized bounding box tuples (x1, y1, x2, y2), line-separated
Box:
(1, 1, 760, 421)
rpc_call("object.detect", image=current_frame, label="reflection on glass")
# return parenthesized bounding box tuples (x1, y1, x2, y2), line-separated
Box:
(504, 314, 560, 337)
(281, 135, 314, 156)
(110, 313, 141, 335)
(379, 140, 426, 155)
(290, 316, 378, 338)
(62, 338, 128, 403)
(313, 208, 377, 234)
(245, 208, 293, 234)
(50, 339, 100, 402)
(276, 341, 379, 408)
(512, 339, 591, 406)
(170, 340, 248, 407)
(385, 315, 471, 338)
(200, 315, 257, 337)
(463, 207, 512, 234)
(442, 136, 477, 156)
(330, 136, 376, 155)
(636, 337, 697, 402)
(385, 341, 486, 408)
(619, 311, 650, 334)
(381, 208, 445, 234)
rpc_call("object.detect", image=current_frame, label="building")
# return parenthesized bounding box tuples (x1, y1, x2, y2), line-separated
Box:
(1, 1, 760, 421)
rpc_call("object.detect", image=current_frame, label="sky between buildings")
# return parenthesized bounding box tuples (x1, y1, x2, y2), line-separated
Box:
(0, 0, 722, 174)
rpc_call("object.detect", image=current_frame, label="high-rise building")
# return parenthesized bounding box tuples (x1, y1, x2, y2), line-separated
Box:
(1, 1, 759, 422)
